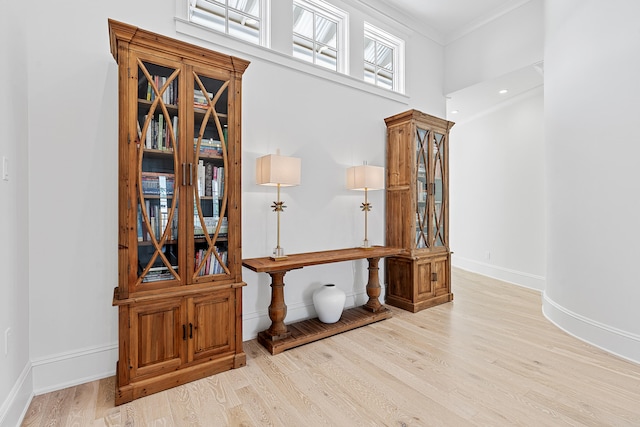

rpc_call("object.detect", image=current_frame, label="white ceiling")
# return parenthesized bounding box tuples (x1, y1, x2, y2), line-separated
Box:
(380, 0, 528, 43)
(445, 62, 543, 123)
(378, 0, 542, 123)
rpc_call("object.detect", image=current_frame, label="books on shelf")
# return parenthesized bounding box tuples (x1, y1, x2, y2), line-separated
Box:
(216, 167, 224, 201)
(141, 172, 175, 196)
(194, 216, 228, 237)
(195, 161, 224, 199)
(145, 115, 152, 148)
(146, 200, 159, 241)
(139, 173, 176, 242)
(137, 204, 144, 242)
(157, 114, 164, 149)
(194, 138, 223, 156)
(142, 265, 178, 282)
(205, 163, 213, 197)
(212, 180, 220, 217)
(172, 207, 179, 241)
(141, 114, 176, 151)
(172, 115, 178, 144)
(158, 175, 169, 238)
(193, 88, 213, 108)
(146, 75, 178, 105)
(197, 160, 205, 197)
(138, 202, 178, 242)
(195, 248, 227, 276)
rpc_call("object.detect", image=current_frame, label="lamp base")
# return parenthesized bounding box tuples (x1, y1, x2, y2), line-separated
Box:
(270, 247, 288, 261)
(360, 239, 373, 249)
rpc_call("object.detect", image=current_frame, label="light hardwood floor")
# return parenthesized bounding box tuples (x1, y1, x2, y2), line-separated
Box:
(21, 269, 640, 426)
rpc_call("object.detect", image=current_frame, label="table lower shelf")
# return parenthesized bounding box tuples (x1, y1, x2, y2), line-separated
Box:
(257, 305, 393, 355)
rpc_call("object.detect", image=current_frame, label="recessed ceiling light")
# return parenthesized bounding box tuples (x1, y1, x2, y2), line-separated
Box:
(451, 110, 459, 114)
(499, 89, 508, 94)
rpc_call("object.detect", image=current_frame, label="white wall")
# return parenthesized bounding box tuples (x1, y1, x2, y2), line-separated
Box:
(443, 0, 545, 289)
(240, 58, 412, 332)
(27, 3, 122, 393)
(2, 1, 445, 418)
(543, 0, 640, 363)
(0, 1, 32, 426)
(450, 88, 546, 290)
(444, 0, 543, 94)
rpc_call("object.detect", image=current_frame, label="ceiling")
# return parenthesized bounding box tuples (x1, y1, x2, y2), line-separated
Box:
(445, 62, 543, 123)
(378, 0, 542, 123)
(380, 0, 527, 43)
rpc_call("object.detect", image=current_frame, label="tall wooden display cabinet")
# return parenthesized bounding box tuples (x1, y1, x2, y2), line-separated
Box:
(384, 110, 454, 312)
(109, 19, 249, 404)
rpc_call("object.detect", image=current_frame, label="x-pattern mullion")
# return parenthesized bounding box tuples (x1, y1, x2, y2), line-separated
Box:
(416, 129, 429, 248)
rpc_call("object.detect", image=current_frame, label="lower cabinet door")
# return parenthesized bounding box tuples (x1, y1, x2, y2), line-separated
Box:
(432, 256, 450, 297)
(127, 289, 236, 383)
(188, 289, 235, 362)
(418, 255, 450, 298)
(129, 298, 185, 381)
(416, 259, 435, 300)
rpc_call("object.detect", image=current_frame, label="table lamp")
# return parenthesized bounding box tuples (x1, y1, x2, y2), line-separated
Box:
(256, 152, 301, 260)
(346, 163, 385, 248)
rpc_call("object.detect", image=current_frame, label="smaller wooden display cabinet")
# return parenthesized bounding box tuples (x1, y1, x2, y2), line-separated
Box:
(384, 110, 455, 312)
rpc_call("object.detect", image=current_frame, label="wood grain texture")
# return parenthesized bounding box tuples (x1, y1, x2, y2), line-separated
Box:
(385, 110, 455, 312)
(110, 19, 248, 405)
(242, 246, 403, 273)
(22, 269, 640, 426)
(257, 306, 393, 354)
(246, 247, 402, 354)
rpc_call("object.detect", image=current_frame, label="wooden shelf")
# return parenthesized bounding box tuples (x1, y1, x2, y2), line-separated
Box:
(258, 306, 392, 355)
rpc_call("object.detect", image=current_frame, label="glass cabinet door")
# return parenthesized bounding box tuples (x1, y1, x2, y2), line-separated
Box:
(136, 60, 181, 285)
(415, 127, 429, 249)
(415, 126, 447, 250)
(190, 70, 230, 282)
(432, 131, 446, 248)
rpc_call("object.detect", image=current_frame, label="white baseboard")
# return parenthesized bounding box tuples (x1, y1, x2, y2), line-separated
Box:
(25, 290, 369, 394)
(2, 344, 117, 426)
(0, 362, 33, 427)
(31, 343, 118, 395)
(452, 256, 640, 365)
(542, 292, 640, 365)
(5, 289, 374, 424)
(452, 256, 546, 291)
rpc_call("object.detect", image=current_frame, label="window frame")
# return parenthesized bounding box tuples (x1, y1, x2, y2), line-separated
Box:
(188, 0, 271, 47)
(292, 0, 349, 74)
(364, 22, 405, 93)
(175, 0, 409, 103)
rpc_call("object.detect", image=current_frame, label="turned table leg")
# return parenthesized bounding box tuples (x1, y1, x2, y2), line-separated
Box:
(364, 256, 383, 312)
(263, 270, 291, 340)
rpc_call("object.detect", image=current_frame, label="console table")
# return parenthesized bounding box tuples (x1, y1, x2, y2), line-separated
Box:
(242, 246, 403, 354)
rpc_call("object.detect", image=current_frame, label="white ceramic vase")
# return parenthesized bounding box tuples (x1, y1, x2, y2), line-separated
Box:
(313, 284, 346, 324)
